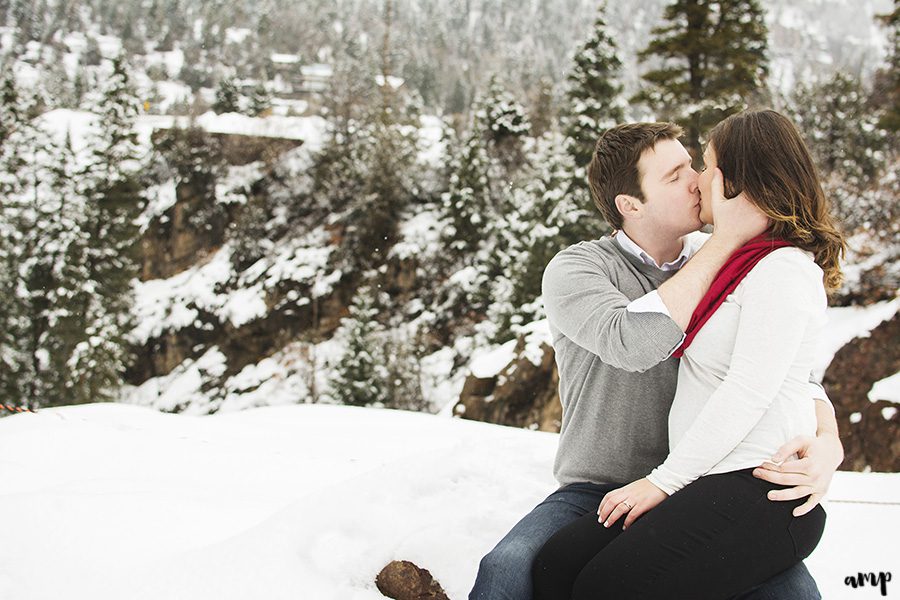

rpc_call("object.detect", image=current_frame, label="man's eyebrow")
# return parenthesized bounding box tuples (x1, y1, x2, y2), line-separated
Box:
(661, 160, 688, 181)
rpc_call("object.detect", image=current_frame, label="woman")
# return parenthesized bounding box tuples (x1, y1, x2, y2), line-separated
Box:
(530, 109, 846, 599)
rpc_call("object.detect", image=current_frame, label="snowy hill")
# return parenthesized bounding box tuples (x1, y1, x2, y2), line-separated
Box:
(0, 403, 897, 600)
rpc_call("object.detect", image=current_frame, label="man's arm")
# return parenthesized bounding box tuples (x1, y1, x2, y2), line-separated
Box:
(754, 397, 845, 516)
(541, 248, 684, 372)
(543, 170, 768, 372)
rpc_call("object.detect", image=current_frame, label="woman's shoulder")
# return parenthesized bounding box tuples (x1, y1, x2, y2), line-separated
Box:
(753, 246, 822, 277)
(739, 246, 825, 301)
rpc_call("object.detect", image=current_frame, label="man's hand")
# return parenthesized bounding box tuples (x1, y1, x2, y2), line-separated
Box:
(753, 432, 844, 516)
(709, 168, 770, 247)
(597, 478, 668, 530)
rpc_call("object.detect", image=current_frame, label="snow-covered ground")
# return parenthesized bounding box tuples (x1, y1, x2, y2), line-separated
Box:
(0, 403, 896, 600)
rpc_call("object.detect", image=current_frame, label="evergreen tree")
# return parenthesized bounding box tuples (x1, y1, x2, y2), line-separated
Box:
(330, 285, 389, 407)
(213, 77, 241, 114)
(0, 72, 24, 146)
(0, 91, 83, 407)
(247, 84, 271, 117)
(874, 0, 899, 133)
(382, 326, 427, 411)
(477, 75, 531, 172)
(487, 131, 607, 342)
(635, 0, 769, 162)
(70, 54, 145, 404)
(438, 122, 494, 258)
(789, 73, 891, 232)
(529, 77, 556, 138)
(563, 2, 625, 168)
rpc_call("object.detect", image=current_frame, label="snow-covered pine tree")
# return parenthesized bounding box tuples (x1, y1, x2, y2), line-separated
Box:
(330, 285, 389, 407)
(0, 72, 24, 145)
(213, 76, 241, 114)
(438, 121, 493, 258)
(69, 54, 145, 404)
(486, 130, 606, 343)
(247, 84, 271, 117)
(635, 0, 769, 163)
(338, 6, 417, 273)
(0, 85, 84, 407)
(381, 326, 427, 411)
(562, 2, 625, 169)
(478, 75, 531, 173)
(439, 77, 529, 262)
(32, 131, 90, 406)
(875, 0, 899, 133)
(789, 73, 892, 234)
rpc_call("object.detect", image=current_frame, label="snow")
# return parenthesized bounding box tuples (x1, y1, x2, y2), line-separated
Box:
(390, 206, 444, 260)
(813, 297, 900, 380)
(301, 63, 333, 78)
(271, 53, 302, 64)
(0, 403, 895, 600)
(143, 49, 185, 78)
(375, 74, 405, 89)
(225, 28, 252, 45)
(417, 115, 446, 167)
(33, 109, 101, 158)
(130, 246, 236, 343)
(869, 372, 900, 405)
(154, 80, 193, 112)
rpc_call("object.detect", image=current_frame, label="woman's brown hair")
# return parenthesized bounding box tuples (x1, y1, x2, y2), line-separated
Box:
(708, 109, 846, 291)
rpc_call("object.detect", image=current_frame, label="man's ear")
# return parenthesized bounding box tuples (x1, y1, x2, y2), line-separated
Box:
(614, 194, 642, 222)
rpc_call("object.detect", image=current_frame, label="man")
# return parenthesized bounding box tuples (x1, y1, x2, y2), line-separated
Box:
(468, 123, 844, 600)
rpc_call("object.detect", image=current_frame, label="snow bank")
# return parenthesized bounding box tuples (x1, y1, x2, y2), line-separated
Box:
(0, 404, 895, 600)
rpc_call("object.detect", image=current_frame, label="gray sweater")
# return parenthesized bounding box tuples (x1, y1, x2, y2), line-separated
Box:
(541, 236, 686, 486)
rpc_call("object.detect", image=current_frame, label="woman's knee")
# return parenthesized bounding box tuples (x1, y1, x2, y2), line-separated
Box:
(571, 554, 639, 600)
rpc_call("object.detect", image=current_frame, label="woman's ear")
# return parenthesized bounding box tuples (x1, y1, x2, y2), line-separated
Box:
(615, 194, 642, 222)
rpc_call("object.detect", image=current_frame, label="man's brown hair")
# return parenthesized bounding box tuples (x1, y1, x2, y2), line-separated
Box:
(587, 122, 684, 230)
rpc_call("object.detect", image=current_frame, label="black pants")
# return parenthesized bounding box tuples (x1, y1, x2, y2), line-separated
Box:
(531, 468, 826, 600)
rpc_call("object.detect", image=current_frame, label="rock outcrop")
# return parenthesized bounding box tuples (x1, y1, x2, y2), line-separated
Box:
(823, 313, 900, 472)
(456, 335, 561, 433)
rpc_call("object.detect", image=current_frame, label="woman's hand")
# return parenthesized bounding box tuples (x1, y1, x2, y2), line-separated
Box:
(709, 168, 770, 247)
(597, 478, 668, 530)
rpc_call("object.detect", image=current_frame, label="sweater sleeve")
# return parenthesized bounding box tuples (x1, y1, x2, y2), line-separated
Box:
(541, 244, 685, 373)
(647, 251, 823, 494)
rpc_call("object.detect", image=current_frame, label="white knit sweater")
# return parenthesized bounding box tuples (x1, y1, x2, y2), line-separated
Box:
(647, 247, 827, 495)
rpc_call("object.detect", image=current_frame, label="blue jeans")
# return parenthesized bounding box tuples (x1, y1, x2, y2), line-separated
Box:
(469, 481, 822, 600)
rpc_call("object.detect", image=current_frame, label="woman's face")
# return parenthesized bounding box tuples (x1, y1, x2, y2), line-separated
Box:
(697, 143, 717, 225)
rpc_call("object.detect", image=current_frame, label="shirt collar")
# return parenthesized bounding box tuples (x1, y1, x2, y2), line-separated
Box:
(615, 230, 691, 272)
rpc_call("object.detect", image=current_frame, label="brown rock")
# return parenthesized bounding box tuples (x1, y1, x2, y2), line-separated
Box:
(456, 334, 561, 433)
(375, 560, 450, 600)
(823, 312, 900, 472)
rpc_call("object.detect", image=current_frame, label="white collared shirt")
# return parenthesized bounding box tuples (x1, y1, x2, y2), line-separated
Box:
(617, 230, 706, 317)
(615, 230, 693, 272)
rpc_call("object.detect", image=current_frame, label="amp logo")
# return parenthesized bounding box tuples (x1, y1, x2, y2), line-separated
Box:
(844, 572, 892, 597)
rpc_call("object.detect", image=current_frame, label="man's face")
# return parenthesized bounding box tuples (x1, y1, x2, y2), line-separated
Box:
(635, 139, 702, 236)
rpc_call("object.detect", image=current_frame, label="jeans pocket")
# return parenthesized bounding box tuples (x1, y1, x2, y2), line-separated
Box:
(788, 504, 827, 560)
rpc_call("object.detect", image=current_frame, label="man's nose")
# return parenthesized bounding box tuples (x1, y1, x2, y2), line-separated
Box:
(688, 170, 699, 193)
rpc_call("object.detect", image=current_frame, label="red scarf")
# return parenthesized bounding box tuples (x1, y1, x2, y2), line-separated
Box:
(672, 233, 792, 358)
